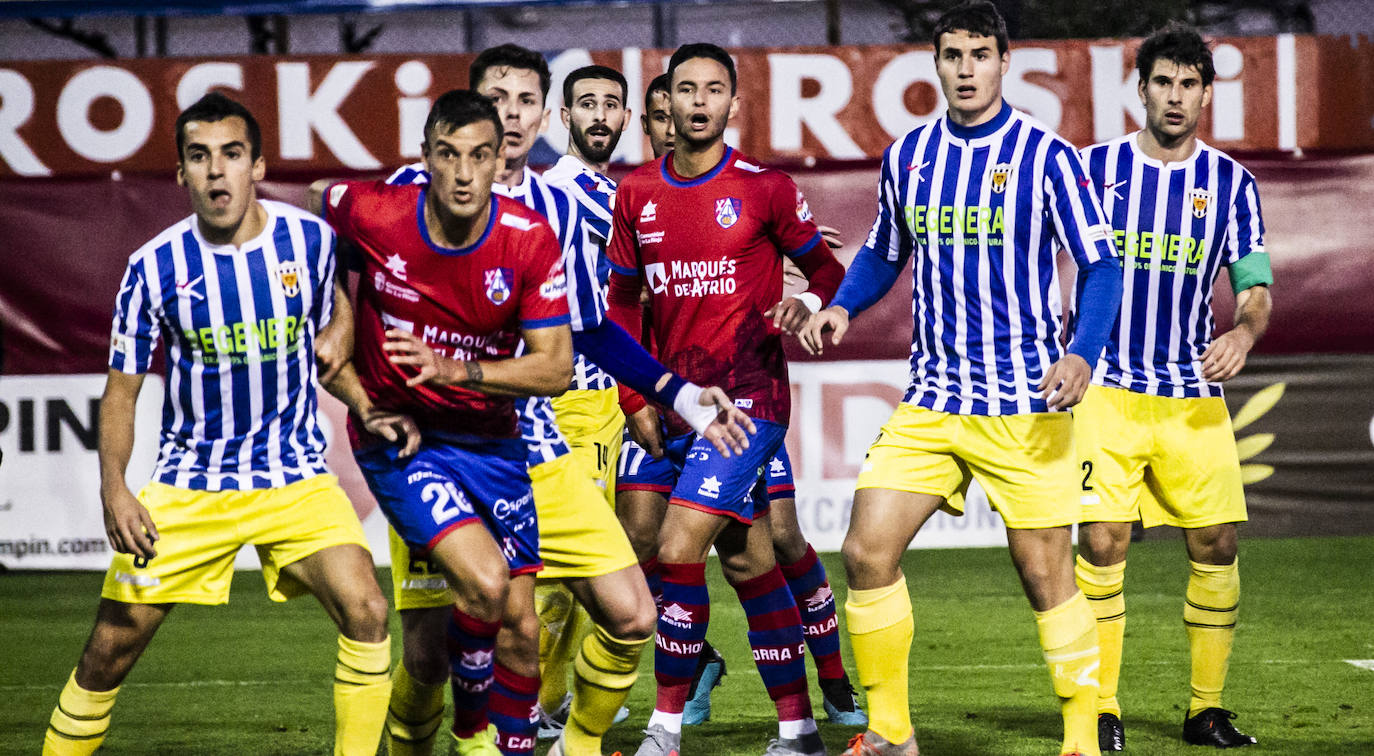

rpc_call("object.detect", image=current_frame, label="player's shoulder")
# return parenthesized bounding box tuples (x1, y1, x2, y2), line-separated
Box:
(327, 178, 418, 218)
(1082, 133, 1136, 161)
(386, 162, 429, 186)
(129, 215, 196, 269)
(261, 198, 328, 230)
(493, 194, 553, 235)
(540, 155, 584, 188)
(723, 149, 797, 190)
(1197, 140, 1258, 184)
(1013, 111, 1079, 161)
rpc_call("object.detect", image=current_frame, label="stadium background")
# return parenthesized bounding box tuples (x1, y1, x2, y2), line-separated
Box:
(1, 0, 1370, 571)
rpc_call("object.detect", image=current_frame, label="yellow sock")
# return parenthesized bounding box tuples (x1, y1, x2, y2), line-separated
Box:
(536, 582, 584, 713)
(386, 662, 446, 756)
(1184, 559, 1239, 717)
(564, 623, 649, 756)
(1075, 556, 1126, 717)
(334, 634, 392, 756)
(844, 576, 915, 745)
(43, 670, 118, 756)
(1035, 592, 1101, 756)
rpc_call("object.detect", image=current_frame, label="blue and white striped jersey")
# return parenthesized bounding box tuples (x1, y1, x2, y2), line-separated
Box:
(863, 103, 1117, 415)
(386, 163, 578, 464)
(108, 200, 334, 490)
(543, 154, 616, 283)
(1082, 136, 1267, 398)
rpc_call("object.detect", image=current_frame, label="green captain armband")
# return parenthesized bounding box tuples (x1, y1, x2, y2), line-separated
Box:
(1228, 251, 1273, 293)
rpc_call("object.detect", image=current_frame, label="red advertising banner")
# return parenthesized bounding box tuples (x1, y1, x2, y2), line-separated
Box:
(1, 35, 1372, 178)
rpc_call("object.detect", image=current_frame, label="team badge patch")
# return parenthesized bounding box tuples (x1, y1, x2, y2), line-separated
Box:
(795, 189, 814, 222)
(484, 267, 513, 305)
(275, 262, 304, 297)
(989, 163, 1014, 194)
(715, 197, 741, 229)
(1189, 188, 1214, 218)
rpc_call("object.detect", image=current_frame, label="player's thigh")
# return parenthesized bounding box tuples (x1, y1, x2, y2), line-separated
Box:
(1075, 385, 1152, 526)
(564, 564, 656, 637)
(554, 387, 625, 509)
(959, 412, 1080, 529)
(842, 486, 945, 590)
(715, 510, 782, 583)
(278, 540, 387, 637)
(1004, 525, 1077, 611)
(101, 483, 242, 606)
(616, 432, 675, 555)
(247, 474, 372, 603)
(1144, 396, 1248, 529)
(532, 453, 638, 581)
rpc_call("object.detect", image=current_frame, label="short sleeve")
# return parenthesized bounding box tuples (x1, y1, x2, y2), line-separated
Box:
(563, 206, 608, 333)
(767, 173, 823, 259)
(605, 185, 641, 283)
(312, 222, 338, 328)
(322, 180, 364, 246)
(109, 257, 159, 374)
(1225, 170, 1266, 265)
(519, 224, 573, 331)
(1043, 141, 1117, 267)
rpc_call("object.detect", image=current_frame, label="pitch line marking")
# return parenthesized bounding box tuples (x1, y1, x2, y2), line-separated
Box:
(1344, 660, 1374, 672)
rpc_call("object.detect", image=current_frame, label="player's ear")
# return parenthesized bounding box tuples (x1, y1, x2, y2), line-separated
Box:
(560, 106, 571, 130)
(251, 155, 266, 182)
(539, 107, 551, 135)
(1201, 82, 1213, 109)
(175, 160, 186, 187)
(641, 113, 651, 136)
(1138, 76, 1148, 106)
(728, 95, 740, 121)
(620, 110, 632, 133)
(1000, 50, 1010, 76)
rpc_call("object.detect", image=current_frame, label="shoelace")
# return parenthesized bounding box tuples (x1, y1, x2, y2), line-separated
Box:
(845, 732, 869, 754)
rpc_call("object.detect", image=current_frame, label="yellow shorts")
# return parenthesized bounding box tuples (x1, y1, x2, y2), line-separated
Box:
(102, 474, 369, 606)
(390, 451, 639, 610)
(856, 402, 1079, 529)
(1075, 384, 1247, 529)
(552, 387, 625, 509)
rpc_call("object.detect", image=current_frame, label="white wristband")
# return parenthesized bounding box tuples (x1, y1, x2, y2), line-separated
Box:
(790, 291, 823, 314)
(671, 382, 718, 436)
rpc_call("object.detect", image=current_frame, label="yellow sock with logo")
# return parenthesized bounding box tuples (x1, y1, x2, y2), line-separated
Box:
(385, 662, 445, 756)
(43, 670, 118, 756)
(563, 623, 649, 756)
(844, 576, 915, 745)
(1075, 556, 1126, 717)
(1184, 560, 1239, 716)
(334, 634, 392, 756)
(1035, 592, 1101, 756)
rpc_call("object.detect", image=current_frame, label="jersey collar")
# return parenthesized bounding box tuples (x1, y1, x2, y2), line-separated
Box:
(1129, 132, 1206, 170)
(660, 146, 734, 188)
(416, 190, 497, 256)
(942, 100, 1014, 144)
(189, 199, 276, 255)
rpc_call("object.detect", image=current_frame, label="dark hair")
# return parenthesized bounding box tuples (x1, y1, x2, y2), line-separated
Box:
(563, 64, 628, 108)
(667, 43, 737, 93)
(174, 92, 262, 160)
(644, 73, 671, 112)
(423, 89, 504, 147)
(933, 1, 1009, 56)
(470, 43, 552, 101)
(1136, 22, 1215, 86)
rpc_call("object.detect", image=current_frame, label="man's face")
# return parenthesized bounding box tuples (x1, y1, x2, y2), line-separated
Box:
(670, 57, 738, 149)
(641, 90, 675, 158)
(177, 117, 265, 236)
(422, 120, 501, 222)
(476, 66, 549, 163)
(1139, 58, 1211, 143)
(935, 29, 1009, 120)
(563, 77, 629, 165)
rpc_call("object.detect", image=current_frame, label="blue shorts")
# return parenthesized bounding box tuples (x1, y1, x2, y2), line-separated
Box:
(356, 439, 542, 577)
(618, 427, 795, 504)
(664, 419, 788, 524)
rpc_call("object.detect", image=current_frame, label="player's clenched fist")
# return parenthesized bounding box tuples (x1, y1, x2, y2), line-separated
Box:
(798, 305, 850, 356)
(1200, 327, 1254, 383)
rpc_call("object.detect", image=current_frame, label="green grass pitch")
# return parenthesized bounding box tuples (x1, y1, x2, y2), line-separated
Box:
(3, 536, 1371, 754)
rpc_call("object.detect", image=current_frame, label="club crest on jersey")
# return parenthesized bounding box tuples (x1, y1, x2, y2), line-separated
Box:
(1189, 188, 1214, 218)
(796, 189, 814, 222)
(484, 267, 513, 305)
(989, 163, 1015, 194)
(715, 197, 742, 229)
(274, 262, 304, 297)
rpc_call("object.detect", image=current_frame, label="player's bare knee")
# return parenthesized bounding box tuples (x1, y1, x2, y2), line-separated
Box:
(1186, 523, 1238, 565)
(497, 611, 541, 664)
(841, 533, 896, 587)
(339, 590, 390, 642)
(771, 527, 808, 566)
(1079, 522, 1130, 565)
(455, 568, 510, 622)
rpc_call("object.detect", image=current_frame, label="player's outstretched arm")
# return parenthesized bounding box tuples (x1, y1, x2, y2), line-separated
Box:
(1203, 284, 1271, 383)
(98, 370, 159, 559)
(382, 325, 574, 398)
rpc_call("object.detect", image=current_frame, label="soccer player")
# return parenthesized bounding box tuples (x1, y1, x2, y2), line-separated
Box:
(42, 93, 392, 756)
(606, 43, 846, 756)
(1073, 23, 1270, 751)
(318, 48, 752, 756)
(618, 65, 866, 730)
(320, 89, 575, 756)
(801, 3, 1124, 754)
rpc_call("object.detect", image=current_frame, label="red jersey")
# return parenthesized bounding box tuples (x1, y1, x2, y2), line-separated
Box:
(325, 180, 569, 444)
(606, 148, 843, 434)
